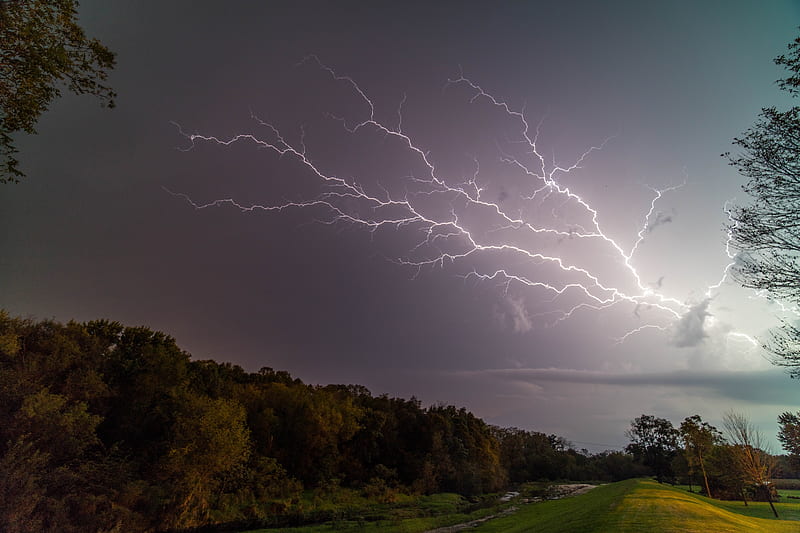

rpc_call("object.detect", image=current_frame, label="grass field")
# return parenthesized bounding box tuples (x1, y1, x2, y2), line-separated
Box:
(475, 479, 800, 532)
(779, 488, 800, 500)
(244, 479, 800, 532)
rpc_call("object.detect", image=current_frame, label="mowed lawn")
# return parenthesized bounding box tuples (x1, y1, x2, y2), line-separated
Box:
(475, 479, 800, 533)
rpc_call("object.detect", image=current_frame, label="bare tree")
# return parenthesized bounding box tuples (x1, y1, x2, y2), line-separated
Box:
(722, 411, 779, 517)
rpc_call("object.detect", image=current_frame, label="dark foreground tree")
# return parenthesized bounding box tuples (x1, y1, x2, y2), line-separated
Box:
(726, 32, 800, 372)
(0, 0, 116, 183)
(625, 415, 679, 483)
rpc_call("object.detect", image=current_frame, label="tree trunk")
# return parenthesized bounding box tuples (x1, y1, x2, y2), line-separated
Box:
(764, 485, 779, 518)
(698, 452, 712, 499)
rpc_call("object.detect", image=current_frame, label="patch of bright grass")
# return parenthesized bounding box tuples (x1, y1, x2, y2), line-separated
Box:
(474, 479, 635, 532)
(601, 480, 800, 532)
(475, 479, 800, 533)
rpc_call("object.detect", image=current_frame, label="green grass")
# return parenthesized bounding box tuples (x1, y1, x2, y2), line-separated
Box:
(474, 479, 634, 532)
(244, 480, 800, 533)
(241, 492, 508, 533)
(476, 479, 800, 532)
(778, 488, 800, 499)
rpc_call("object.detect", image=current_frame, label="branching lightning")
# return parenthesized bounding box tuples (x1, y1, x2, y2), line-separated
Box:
(169, 57, 755, 346)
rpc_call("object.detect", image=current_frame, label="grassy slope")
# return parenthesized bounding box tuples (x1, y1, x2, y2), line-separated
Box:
(245, 480, 800, 532)
(475, 479, 635, 533)
(477, 479, 800, 533)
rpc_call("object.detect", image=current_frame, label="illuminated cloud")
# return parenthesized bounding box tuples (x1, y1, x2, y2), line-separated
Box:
(671, 299, 711, 348)
(646, 210, 674, 233)
(498, 295, 533, 333)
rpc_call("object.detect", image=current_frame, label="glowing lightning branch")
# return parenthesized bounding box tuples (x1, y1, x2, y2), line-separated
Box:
(169, 57, 738, 343)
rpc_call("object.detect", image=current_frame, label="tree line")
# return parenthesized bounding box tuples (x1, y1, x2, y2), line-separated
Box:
(624, 412, 800, 518)
(0, 312, 647, 532)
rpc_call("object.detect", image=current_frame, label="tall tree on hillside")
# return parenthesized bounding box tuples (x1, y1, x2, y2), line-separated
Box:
(777, 411, 800, 467)
(723, 411, 778, 517)
(0, 0, 116, 183)
(625, 415, 679, 483)
(680, 415, 722, 498)
(725, 32, 800, 371)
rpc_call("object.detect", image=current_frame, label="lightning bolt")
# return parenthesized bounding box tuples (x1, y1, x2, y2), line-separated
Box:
(168, 57, 750, 346)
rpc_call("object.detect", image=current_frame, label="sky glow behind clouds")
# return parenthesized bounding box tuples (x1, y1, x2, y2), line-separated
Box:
(2, 0, 800, 451)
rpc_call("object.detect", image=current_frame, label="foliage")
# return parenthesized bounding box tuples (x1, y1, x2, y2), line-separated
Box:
(778, 412, 800, 467)
(1, 310, 650, 532)
(725, 32, 800, 371)
(625, 412, 781, 507)
(7, 311, 796, 531)
(625, 414, 680, 483)
(680, 415, 722, 497)
(0, 0, 116, 183)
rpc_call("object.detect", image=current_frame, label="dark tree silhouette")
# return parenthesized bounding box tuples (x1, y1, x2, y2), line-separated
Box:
(726, 32, 800, 372)
(625, 414, 679, 483)
(0, 0, 116, 183)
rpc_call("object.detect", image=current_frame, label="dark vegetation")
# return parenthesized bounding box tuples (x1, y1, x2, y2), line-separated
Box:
(0, 0, 116, 183)
(625, 413, 795, 516)
(0, 312, 648, 532)
(726, 30, 800, 370)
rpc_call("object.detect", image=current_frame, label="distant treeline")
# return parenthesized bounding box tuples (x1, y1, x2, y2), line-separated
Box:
(0, 312, 646, 532)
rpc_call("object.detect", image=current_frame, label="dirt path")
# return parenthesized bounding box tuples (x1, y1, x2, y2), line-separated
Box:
(423, 484, 597, 532)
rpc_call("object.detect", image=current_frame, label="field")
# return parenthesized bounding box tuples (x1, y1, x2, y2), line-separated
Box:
(476, 479, 800, 532)
(245, 479, 800, 532)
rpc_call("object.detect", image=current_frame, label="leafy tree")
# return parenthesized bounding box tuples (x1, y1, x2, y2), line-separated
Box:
(625, 414, 679, 483)
(495, 426, 563, 482)
(0, 438, 48, 533)
(0, 0, 116, 183)
(726, 32, 800, 371)
(587, 450, 650, 482)
(5, 310, 628, 528)
(778, 411, 800, 467)
(161, 395, 252, 529)
(705, 443, 750, 503)
(680, 415, 722, 498)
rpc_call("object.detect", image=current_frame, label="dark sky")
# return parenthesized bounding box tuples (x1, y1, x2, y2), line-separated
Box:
(3, 0, 800, 451)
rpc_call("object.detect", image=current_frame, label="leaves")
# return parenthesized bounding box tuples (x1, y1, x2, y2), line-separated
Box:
(0, 0, 116, 183)
(727, 30, 800, 372)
